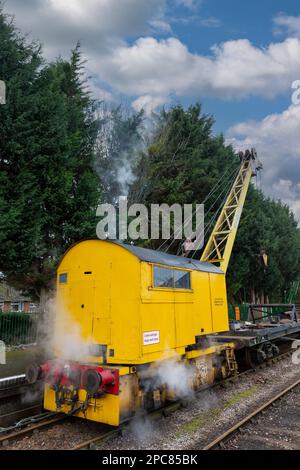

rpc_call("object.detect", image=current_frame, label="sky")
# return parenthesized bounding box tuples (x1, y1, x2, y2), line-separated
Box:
(3, 0, 300, 219)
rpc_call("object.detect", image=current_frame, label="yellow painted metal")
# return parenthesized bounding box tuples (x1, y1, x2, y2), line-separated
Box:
(185, 342, 234, 360)
(43, 343, 234, 426)
(44, 384, 121, 426)
(200, 158, 254, 273)
(54, 240, 229, 367)
(43, 368, 139, 426)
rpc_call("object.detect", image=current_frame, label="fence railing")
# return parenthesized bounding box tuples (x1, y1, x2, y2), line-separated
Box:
(228, 304, 249, 321)
(0, 312, 38, 346)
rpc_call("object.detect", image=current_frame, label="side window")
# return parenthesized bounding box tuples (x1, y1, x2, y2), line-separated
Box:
(153, 266, 191, 290)
(59, 273, 68, 284)
(174, 270, 191, 289)
(154, 267, 173, 288)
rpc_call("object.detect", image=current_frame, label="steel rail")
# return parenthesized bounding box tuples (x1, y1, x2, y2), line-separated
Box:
(202, 377, 300, 450)
(0, 414, 65, 446)
(0, 349, 295, 449)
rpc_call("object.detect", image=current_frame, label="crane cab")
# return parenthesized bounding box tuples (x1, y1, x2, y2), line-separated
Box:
(54, 239, 229, 365)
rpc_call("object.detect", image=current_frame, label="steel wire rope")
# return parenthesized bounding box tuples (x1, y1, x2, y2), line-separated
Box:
(158, 162, 240, 253)
(166, 164, 240, 255)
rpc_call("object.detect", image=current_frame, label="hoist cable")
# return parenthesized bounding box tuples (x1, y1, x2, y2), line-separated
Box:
(172, 165, 240, 256)
(158, 161, 240, 253)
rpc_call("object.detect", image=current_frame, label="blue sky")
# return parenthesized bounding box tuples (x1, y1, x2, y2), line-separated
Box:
(161, 0, 300, 132)
(4, 0, 300, 218)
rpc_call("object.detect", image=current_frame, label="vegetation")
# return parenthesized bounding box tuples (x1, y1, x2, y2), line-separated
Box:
(130, 104, 300, 303)
(0, 10, 100, 302)
(1, 10, 300, 305)
(175, 385, 258, 437)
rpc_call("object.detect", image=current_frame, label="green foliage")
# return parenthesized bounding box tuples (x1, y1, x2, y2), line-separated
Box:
(227, 187, 300, 302)
(130, 104, 300, 302)
(0, 11, 100, 299)
(130, 104, 238, 251)
(1, 9, 300, 305)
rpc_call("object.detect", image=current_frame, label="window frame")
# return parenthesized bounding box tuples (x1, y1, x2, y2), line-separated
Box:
(151, 264, 192, 292)
(58, 272, 68, 285)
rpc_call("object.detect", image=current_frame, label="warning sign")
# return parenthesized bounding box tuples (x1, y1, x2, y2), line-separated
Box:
(143, 331, 160, 346)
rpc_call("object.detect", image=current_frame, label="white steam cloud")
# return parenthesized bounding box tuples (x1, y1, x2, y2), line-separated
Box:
(156, 359, 195, 399)
(50, 298, 90, 362)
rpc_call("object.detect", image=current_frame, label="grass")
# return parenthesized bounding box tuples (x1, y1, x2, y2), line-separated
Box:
(223, 385, 258, 408)
(176, 407, 222, 437)
(0, 346, 47, 378)
(175, 384, 259, 438)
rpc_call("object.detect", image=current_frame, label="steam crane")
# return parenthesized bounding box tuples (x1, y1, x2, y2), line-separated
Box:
(201, 148, 261, 273)
(26, 149, 300, 427)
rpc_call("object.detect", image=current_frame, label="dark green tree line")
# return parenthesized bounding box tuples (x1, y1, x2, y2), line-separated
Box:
(0, 10, 100, 302)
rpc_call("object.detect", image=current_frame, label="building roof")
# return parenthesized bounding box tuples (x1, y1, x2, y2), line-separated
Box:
(0, 283, 32, 302)
(111, 241, 223, 274)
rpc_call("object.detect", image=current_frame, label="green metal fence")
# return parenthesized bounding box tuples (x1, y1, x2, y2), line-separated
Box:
(228, 303, 294, 322)
(228, 304, 249, 321)
(0, 312, 38, 346)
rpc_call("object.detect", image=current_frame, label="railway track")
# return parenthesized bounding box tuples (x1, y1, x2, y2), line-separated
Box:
(0, 376, 44, 428)
(0, 374, 26, 390)
(0, 349, 296, 450)
(202, 378, 300, 450)
(0, 413, 65, 447)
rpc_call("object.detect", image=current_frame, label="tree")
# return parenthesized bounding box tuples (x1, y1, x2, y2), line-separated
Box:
(129, 104, 238, 252)
(0, 11, 100, 302)
(227, 189, 300, 303)
(130, 104, 300, 303)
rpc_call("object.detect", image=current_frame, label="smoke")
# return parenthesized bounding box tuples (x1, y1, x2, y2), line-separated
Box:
(52, 298, 90, 362)
(94, 103, 147, 203)
(156, 358, 195, 400)
(129, 411, 156, 446)
(116, 151, 139, 196)
(37, 296, 90, 363)
(21, 381, 44, 405)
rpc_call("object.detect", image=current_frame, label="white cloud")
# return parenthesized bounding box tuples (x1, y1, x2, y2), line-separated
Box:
(5, 1, 300, 114)
(6, 0, 168, 57)
(227, 104, 300, 219)
(176, 0, 202, 9)
(132, 94, 168, 114)
(8, 0, 299, 110)
(93, 36, 300, 104)
(274, 14, 300, 39)
(149, 19, 173, 34)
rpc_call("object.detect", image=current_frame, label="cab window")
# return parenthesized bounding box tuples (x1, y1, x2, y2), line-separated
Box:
(59, 273, 68, 284)
(153, 266, 191, 290)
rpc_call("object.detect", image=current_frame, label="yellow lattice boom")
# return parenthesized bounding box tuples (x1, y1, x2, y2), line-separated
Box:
(201, 152, 260, 273)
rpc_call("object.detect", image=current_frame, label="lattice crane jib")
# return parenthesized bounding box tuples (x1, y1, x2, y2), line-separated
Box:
(200, 150, 261, 274)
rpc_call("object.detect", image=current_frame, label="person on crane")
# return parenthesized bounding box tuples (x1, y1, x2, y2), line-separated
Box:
(182, 238, 194, 257)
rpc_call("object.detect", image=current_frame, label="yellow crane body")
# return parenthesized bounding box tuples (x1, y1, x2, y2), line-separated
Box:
(54, 240, 229, 364)
(38, 151, 259, 426)
(42, 240, 236, 425)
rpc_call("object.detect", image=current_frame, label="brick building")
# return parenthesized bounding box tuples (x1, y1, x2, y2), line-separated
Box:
(0, 282, 38, 313)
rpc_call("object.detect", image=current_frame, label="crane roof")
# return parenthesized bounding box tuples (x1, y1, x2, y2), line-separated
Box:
(111, 241, 223, 274)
